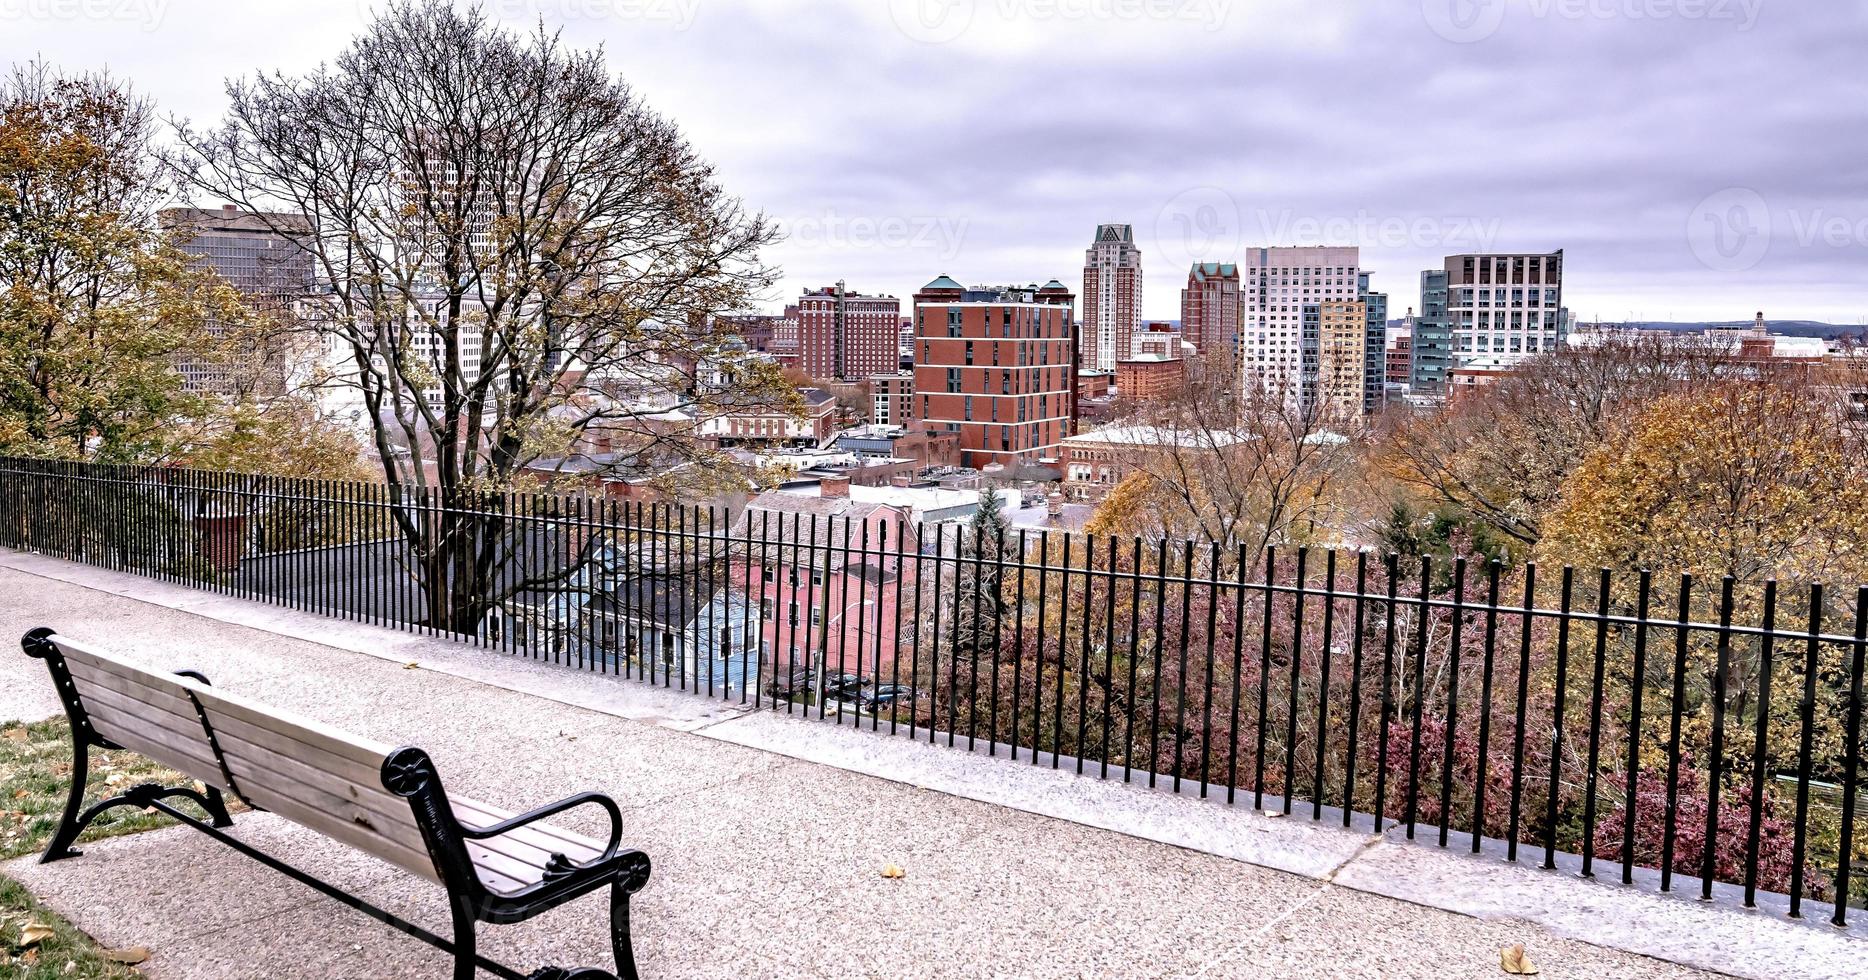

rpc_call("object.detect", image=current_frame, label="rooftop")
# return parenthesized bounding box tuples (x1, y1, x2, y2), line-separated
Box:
(1062, 424, 1249, 449)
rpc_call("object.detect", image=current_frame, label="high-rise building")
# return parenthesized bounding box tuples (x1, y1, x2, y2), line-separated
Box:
(794, 282, 902, 381)
(160, 205, 315, 394)
(1180, 262, 1241, 369)
(1316, 301, 1368, 421)
(912, 277, 1075, 469)
(1411, 270, 1452, 397)
(1081, 224, 1142, 372)
(1357, 272, 1388, 415)
(1443, 251, 1566, 365)
(1240, 246, 1361, 404)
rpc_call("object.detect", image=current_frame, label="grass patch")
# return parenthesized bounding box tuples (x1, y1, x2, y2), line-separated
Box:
(0, 876, 146, 978)
(1, 717, 209, 861)
(1, 716, 235, 977)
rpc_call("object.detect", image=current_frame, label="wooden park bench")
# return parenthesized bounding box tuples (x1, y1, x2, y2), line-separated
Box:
(20, 627, 652, 980)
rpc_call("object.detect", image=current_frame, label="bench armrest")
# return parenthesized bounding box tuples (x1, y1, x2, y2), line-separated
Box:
(458, 792, 623, 862)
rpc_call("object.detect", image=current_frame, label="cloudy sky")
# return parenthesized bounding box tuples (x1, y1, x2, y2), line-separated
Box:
(8, 0, 1866, 323)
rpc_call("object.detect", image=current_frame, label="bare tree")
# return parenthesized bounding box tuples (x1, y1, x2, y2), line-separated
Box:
(168, 2, 788, 631)
(1090, 360, 1359, 559)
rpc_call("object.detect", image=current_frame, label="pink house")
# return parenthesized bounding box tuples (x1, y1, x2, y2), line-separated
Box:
(731, 479, 924, 688)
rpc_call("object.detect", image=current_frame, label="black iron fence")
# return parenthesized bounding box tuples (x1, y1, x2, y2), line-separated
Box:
(1, 456, 1863, 927)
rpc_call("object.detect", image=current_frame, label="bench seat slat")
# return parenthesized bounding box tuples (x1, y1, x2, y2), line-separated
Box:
(234, 781, 442, 882)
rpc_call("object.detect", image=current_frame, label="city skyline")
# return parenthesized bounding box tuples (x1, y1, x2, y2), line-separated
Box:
(6, 1, 1866, 324)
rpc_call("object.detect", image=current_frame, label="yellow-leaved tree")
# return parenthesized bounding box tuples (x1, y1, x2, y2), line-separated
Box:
(1539, 381, 1868, 895)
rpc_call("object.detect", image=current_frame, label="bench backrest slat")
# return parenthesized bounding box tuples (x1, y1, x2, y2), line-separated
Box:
(55, 644, 227, 788)
(46, 635, 443, 885)
(185, 685, 440, 883)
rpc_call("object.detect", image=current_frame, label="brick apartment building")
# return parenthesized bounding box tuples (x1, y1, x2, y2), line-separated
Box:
(795, 282, 902, 381)
(1116, 354, 1186, 403)
(1386, 318, 1413, 385)
(870, 372, 915, 427)
(1180, 262, 1240, 366)
(912, 276, 1076, 469)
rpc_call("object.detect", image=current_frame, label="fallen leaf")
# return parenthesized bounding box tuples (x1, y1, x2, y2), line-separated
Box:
(19, 921, 55, 946)
(101, 946, 150, 965)
(402, 661, 420, 669)
(1262, 810, 1283, 819)
(1501, 944, 1539, 975)
(879, 864, 905, 879)
(20, 948, 37, 965)
(193, 781, 207, 794)
(12, 790, 26, 800)
(1, 728, 26, 743)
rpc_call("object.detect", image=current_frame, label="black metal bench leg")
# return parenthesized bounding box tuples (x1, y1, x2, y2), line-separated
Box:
(611, 877, 638, 980)
(451, 895, 479, 980)
(201, 784, 235, 828)
(40, 737, 90, 863)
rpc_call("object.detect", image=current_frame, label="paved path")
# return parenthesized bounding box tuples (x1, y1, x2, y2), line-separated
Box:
(0, 561, 1780, 979)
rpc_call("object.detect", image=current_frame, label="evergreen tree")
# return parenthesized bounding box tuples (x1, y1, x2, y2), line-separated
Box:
(951, 488, 1014, 656)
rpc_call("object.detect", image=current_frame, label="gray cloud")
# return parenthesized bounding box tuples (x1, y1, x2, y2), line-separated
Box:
(5, 0, 1865, 322)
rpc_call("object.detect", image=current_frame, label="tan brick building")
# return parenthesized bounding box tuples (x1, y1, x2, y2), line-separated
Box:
(1317, 300, 1368, 421)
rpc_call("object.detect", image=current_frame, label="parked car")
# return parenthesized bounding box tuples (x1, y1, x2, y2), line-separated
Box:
(764, 667, 816, 698)
(823, 673, 867, 698)
(858, 684, 917, 708)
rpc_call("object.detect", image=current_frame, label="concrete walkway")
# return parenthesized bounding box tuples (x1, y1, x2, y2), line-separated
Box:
(0, 554, 1857, 979)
